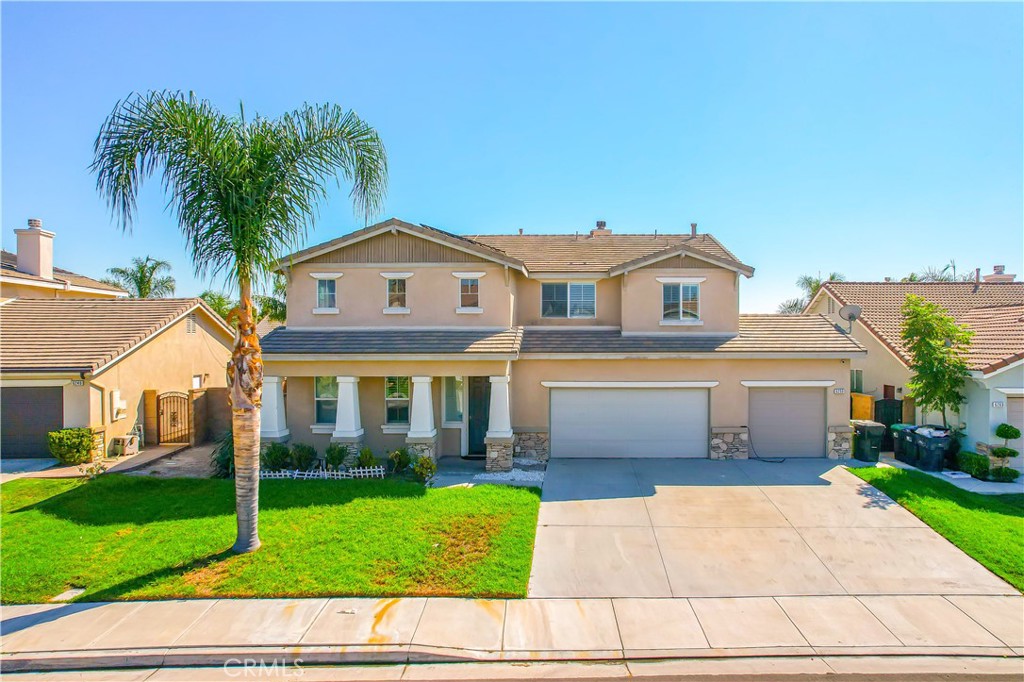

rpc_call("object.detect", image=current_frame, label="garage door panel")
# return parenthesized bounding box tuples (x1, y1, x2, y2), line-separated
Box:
(550, 388, 708, 458)
(748, 388, 826, 458)
(1, 386, 63, 458)
(1007, 398, 1023, 452)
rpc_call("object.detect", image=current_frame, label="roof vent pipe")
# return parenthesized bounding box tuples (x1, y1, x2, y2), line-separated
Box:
(690, 222, 697, 238)
(590, 220, 610, 237)
(975, 268, 981, 283)
(518, 228, 523, 235)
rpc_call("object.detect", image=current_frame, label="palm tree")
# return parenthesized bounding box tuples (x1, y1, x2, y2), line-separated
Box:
(776, 272, 846, 314)
(200, 290, 236, 320)
(93, 91, 387, 552)
(254, 275, 287, 323)
(103, 256, 176, 298)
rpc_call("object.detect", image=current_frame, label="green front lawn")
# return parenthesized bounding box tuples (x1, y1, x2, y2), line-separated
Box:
(848, 467, 1024, 592)
(1, 475, 540, 604)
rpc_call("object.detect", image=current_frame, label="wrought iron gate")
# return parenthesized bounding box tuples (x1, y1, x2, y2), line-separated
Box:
(157, 392, 190, 443)
(873, 398, 903, 452)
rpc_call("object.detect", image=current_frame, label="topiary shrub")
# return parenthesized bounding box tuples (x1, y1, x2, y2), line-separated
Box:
(996, 423, 1022, 443)
(356, 447, 377, 468)
(290, 443, 319, 471)
(412, 455, 437, 483)
(990, 467, 1021, 483)
(47, 428, 95, 465)
(210, 431, 234, 478)
(389, 447, 411, 473)
(261, 442, 291, 471)
(956, 451, 990, 480)
(992, 423, 1021, 469)
(324, 443, 349, 471)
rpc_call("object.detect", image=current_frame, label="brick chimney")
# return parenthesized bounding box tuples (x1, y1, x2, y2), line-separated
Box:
(14, 218, 55, 280)
(589, 220, 611, 237)
(982, 264, 1016, 283)
(690, 222, 697, 238)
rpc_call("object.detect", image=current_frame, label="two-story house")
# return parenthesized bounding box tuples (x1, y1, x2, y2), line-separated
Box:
(261, 218, 865, 471)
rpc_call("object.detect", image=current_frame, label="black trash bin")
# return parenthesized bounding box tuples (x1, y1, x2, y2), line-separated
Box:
(851, 420, 886, 462)
(897, 427, 919, 466)
(913, 425, 953, 472)
(890, 424, 914, 458)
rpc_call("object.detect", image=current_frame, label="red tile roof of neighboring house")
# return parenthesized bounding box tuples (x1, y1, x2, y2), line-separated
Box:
(816, 281, 1024, 374)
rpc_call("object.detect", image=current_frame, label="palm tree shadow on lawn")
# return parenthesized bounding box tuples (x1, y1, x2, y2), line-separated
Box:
(10, 475, 428, 526)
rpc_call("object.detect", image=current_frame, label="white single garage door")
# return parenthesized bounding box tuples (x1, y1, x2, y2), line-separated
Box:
(1007, 397, 1023, 452)
(549, 388, 709, 458)
(748, 388, 827, 458)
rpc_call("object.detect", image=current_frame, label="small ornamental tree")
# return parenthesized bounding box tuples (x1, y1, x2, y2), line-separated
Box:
(900, 294, 973, 427)
(991, 423, 1021, 468)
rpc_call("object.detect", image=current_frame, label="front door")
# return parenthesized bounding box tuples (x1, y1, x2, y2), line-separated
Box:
(467, 377, 491, 457)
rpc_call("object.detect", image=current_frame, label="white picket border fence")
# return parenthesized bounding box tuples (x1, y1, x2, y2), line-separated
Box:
(258, 465, 386, 481)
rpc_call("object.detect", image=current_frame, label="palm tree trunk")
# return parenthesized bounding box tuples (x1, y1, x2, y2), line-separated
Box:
(228, 278, 263, 553)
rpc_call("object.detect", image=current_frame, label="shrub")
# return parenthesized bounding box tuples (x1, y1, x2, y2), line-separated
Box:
(990, 467, 1021, 483)
(389, 447, 411, 473)
(356, 447, 377, 468)
(990, 446, 1019, 467)
(47, 428, 95, 465)
(995, 423, 1022, 442)
(290, 443, 319, 471)
(210, 431, 234, 478)
(956, 451, 990, 480)
(261, 442, 291, 471)
(412, 455, 437, 483)
(324, 443, 349, 471)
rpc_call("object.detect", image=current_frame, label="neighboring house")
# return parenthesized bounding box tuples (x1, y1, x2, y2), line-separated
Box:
(261, 218, 864, 471)
(0, 298, 234, 458)
(805, 275, 1024, 464)
(1, 219, 126, 300)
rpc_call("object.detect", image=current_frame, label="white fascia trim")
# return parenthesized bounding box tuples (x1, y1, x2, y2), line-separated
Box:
(380, 272, 413, 279)
(612, 247, 753, 278)
(312, 308, 339, 315)
(382, 307, 411, 315)
(656, 276, 707, 284)
(0, 275, 126, 297)
(70, 283, 129, 297)
(263, 353, 517, 362)
(659, 319, 704, 327)
(309, 272, 344, 279)
(0, 378, 74, 387)
(995, 388, 1024, 396)
(519, 352, 864, 360)
(621, 331, 734, 337)
(977, 358, 1024, 381)
(741, 380, 837, 387)
(280, 325, 509, 331)
(0, 275, 63, 291)
(452, 271, 486, 278)
(542, 381, 719, 389)
(530, 272, 608, 281)
(455, 307, 484, 314)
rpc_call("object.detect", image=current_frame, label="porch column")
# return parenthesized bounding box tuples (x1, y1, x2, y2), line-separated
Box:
(407, 376, 437, 439)
(259, 376, 290, 441)
(332, 377, 364, 439)
(485, 375, 514, 472)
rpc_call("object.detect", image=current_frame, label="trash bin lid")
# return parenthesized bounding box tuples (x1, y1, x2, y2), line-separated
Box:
(890, 423, 914, 432)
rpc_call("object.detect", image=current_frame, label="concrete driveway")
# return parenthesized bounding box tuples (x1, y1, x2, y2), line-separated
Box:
(528, 458, 1015, 598)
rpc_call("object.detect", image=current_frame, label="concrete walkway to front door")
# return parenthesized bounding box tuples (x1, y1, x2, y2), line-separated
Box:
(529, 458, 1015, 599)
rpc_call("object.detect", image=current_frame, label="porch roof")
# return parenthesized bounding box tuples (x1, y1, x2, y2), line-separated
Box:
(260, 327, 524, 357)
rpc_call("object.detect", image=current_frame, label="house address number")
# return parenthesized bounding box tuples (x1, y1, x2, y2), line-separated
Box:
(992, 401, 1005, 408)
(833, 388, 846, 394)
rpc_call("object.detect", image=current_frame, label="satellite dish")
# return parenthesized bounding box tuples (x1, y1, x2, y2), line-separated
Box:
(839, 305, 862, 323)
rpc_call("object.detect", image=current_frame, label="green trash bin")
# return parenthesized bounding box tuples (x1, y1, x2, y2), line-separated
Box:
(890, 424, 914, 458)
(852, 420, 886, 462)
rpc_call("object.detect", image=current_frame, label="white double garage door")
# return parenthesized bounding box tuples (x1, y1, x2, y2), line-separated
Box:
(549, 385, 827, 459)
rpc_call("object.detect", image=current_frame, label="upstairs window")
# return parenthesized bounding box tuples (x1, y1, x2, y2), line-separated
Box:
(316, 279, 336, 310)
(460, 278, 480, 308)
(385, 376, 410, 424)
(850, 369, 864, 394)
(314, 376, 338, 424)
(387, 279, 406, 309)
(663, 283, 700, 321)
(541, 282, 596, 318)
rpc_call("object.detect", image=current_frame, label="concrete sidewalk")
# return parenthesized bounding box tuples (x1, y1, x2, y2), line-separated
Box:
(2, 595, 1021, 673)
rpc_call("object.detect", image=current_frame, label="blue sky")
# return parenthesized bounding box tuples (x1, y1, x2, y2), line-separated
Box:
(3, 2, 1021, 312)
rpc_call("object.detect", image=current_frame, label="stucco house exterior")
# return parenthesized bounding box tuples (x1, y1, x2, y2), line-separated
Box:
(0, 298, 234, 458)
(260, 218, 864, 471)
(1, 219, 126, 300)
(805, 276, 1024, 465)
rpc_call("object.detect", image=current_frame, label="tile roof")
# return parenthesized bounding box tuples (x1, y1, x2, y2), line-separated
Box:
(521, 315, 864, 355)
(469, 233, 749, 273)
(818, 281, 1024, 373)
(255, 317, 284, 339)
(1, 250, 126, 295)
(260, 327, 524, 356)
(0, 298, 228, 374)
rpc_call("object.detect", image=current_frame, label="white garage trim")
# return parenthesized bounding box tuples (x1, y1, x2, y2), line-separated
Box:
(996, 388, 1024, 396)
(741, 380, 836, 388)
(541, 381, 719, 388)
(0, 379, 72, 387)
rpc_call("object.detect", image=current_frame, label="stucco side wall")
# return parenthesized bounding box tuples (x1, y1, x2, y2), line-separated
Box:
(512, 274, 622, 327)
(621, 267, 739, 334)
(965, 365, 1024, 467)
(285, 263, 512, 328)
(62, 382, 91, 428)
(808, 295, 912, 399)
(510, 358, 851, 430)
(90, 312, 232, 440)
